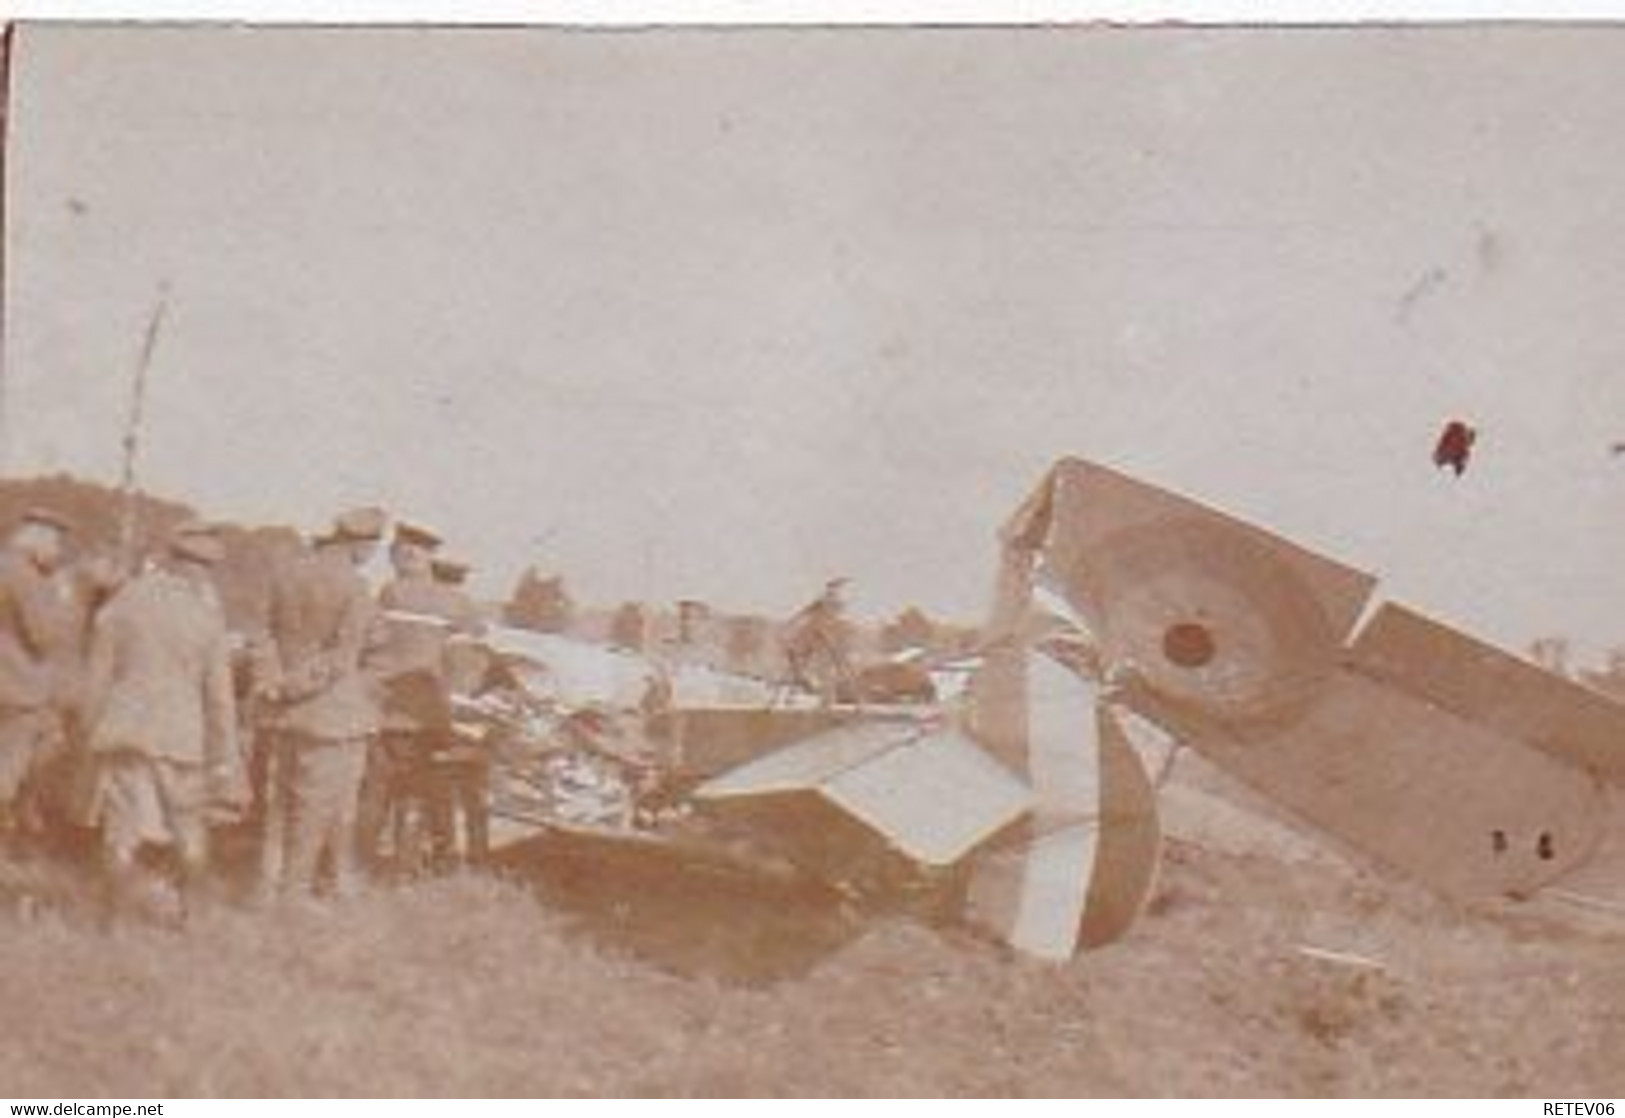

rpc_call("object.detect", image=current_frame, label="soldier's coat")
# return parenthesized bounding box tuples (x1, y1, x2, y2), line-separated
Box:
(80, 566, 241, 850)
(261, 547, 379, 741)
(0, 551, 87, 801)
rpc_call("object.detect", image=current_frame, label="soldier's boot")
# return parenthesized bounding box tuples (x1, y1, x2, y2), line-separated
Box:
(464, 787, 490, 870)
(328, 841, 362, 902)
(0, 800, 44, 863)
(8, 793, 42, 862)
(353, 742, 394, 876)
(0, 801, 17, 859)
(98, 851, 141, 933)
(427, 784, 459, 873)
(174, 857, 212, 928)
(251, 809, 287, 908)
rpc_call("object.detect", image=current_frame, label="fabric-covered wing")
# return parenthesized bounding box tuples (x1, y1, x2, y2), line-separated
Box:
(1010, 458, 1625, 902)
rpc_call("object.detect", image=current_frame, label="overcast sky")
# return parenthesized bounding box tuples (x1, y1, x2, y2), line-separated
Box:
(6, 24, 1625, 656)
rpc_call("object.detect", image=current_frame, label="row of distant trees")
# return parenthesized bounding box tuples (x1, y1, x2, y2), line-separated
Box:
(1527, 636, 1625, 698)
(0, 476, 982, 674)
(23, 477, 1621, 695)
(0, 474, 302, 631)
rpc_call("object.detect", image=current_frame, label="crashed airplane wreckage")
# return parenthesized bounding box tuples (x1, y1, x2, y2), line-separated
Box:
(461, 457, 1625, 963)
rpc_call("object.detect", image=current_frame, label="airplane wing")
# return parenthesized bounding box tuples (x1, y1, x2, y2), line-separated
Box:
(693, 718, 1032, 869)
(1002, 457, 1625, 904)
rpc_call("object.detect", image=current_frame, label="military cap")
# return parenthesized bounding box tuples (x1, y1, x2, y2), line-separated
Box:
(332, 506, 388, 542)
(430, 557, 471, 584)
(169, 519, 227, 566)
(392, 521, 443, 550)
(17, 506, 74, 534)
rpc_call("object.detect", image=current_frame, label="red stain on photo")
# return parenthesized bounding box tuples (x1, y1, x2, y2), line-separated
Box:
(1433, 420, 1477, 476)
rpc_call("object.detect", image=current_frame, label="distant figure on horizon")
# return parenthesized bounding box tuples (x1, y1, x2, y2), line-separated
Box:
(783, 577, 858, 707)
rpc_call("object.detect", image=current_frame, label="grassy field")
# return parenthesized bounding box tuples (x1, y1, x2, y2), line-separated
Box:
(2, 831, 1622, 1099)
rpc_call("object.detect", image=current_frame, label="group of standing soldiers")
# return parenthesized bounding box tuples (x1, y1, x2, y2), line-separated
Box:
(253, 507, 486, 903)
(0, 502, 488, 925)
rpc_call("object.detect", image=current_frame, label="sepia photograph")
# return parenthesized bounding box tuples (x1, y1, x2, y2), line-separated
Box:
(0, 15, 1623, 1099)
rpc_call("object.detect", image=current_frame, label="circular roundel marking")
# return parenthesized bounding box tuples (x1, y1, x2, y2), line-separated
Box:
(1048, 517, 1346, 727)
(1162, 621, 1218, 669)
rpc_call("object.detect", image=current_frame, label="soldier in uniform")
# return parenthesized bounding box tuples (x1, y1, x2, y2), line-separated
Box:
(0, 508, 83, 851)
(79, 522, 244, 924)
(32, 549, 127, 858)
(432, 557, 488, 698)
(254, 507, 383, 899)
(357, 523, 481, 874)
(427, 556, 492, 866)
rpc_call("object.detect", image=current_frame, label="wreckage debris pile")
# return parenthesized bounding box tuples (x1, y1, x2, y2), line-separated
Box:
(1, 838, 1620, 1098)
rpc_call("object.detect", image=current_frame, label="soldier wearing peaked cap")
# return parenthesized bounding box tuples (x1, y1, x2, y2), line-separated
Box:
(79, 520, 243, 924)
(251, 509, 382, 900)
(332, 507, 387, 544)
(391, 521, 442, 550)
(0, 506, 83, 849)
(429, 557, 470, 586)
(434, 560, 487, 698)
(364, 522, 468, 690)
(357, 521, 482, 874)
